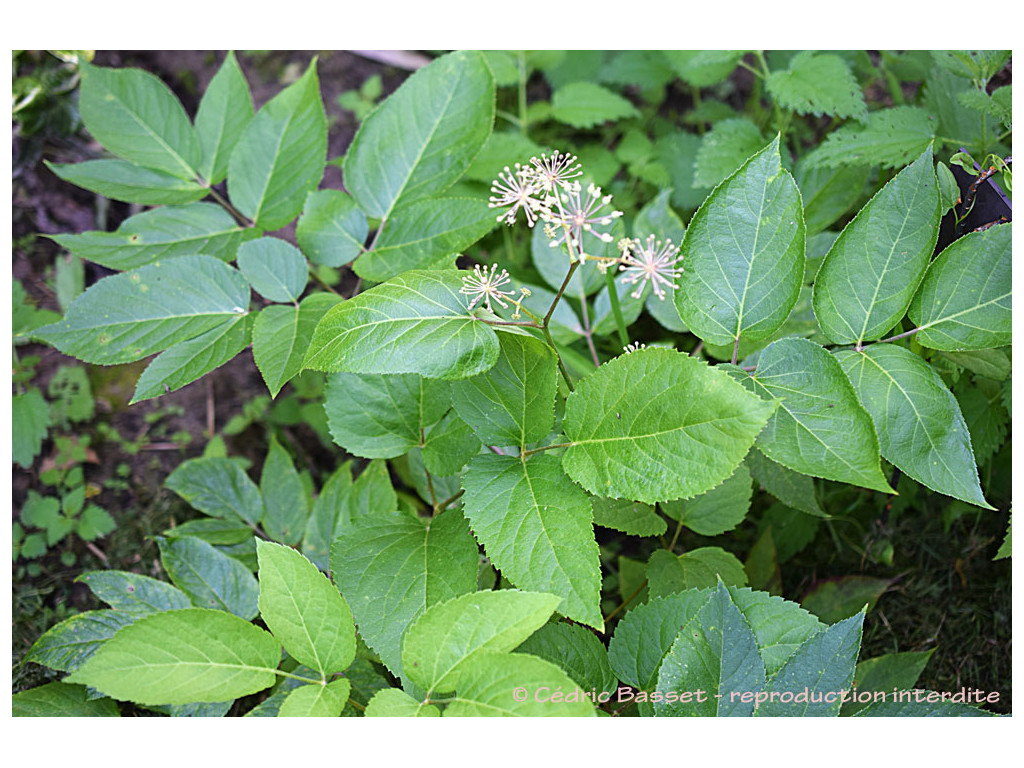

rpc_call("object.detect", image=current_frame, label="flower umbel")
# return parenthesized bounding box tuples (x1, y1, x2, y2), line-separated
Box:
(530, 150, 583, 191)
(460, 263, 516, 312)
(544, 182, 623, 254)
(618, 235, 683, 300)
(489, 164, 546, 227)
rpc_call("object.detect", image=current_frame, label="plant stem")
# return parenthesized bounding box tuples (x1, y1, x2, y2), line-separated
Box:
(667, 516, 685, 551)
(604, 267, 629, 349)
(603, 579, 648, 625)
(731, 336, 741, 365)
(275, 669, 325, 686)
(206, 185, 253, 227)
(518, 52, 529, 138)
(434, 489, 464, 513)
(520, 441, 574, 458)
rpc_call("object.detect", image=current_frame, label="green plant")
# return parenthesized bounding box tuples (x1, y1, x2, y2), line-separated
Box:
(15, 49, 1011, 717)
(337, 73, 382, 122)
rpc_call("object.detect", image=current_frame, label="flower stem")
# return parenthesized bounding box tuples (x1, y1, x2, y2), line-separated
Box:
(604, 267, 629, 349)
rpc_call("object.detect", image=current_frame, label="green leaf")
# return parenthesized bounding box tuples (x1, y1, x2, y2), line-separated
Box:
(607, 591, 712, 690)
(330, 508, 478, 677)
(801, 576, 892, 623)
(463, 130, 545, 182)
(195, 51, 254, 185)
(754, 612, 864, 717)
(656, 132, 713, 210)
(325, 372, 449, 458)
(813, 148, 939, 344)
(956, 381, 1008, 466)
(295, 189, 367, 267)
(678, 135, 805, 346)
(443, 651, 596, 716)
(939, 348, 1011, 381)
(561, 348, 775, 503)
(24, 610, 136, 673)
(451, 332, 556, 448)
(842, 650, 934, 716)
(165, 456, 263, 526)
(301, 463, 353, 570)
(803, 107, 938, 170)
(12, 388, 50, 468)
(795, 160, 871, 235)
(158, 536, 260, 619)
(65, 608, 280, 706)
(746, 449, 826, 518)
(256, 541, 355, 677)
(166, 517, 253, 548)
(365, 688, 440, 717)
(591, 497, 667, 537)
(278, 679, 350, 717)
(663, 51, 744, 87)
(634, 189, 688, 331)
(259, 436, 309, 544)
(835, 345, 991, 508)
(304, 270, 499, 380)
(253, 293, 340, 398)
(34, 255, 250, 365)
(422, 410, 482, 477)
(131, 313, 250, 403)
(551, 82, 639, 129)
(854, 696, 995, 717)
(516, 622, 618, 696)
(647, 548, 747, 598)
(743, 338, 891, 492)
(13, 682, 120, 717)
(908, 222, 1011, 350)
(344, 50, 494, 219)
(692, 117, 767, 188)
(79, 62, 201, 179)
(730, 588, 825, 675)
(661, 463, 753, 536)
(47, 159, 208, 205)
(354, 197, 496, 283)
(236, 237, 309, 304)
(228, 60, 326, 231)
(766, 52, 867, 121)
(76, 570, 191, 616)
(655, 582, 766, 716)
(994, 514, 1011, 560)
(49, 203, 254, 271)
(461, 453, 603, 630)
(77, 504, 117, 541)
(403, 590, 561, 693)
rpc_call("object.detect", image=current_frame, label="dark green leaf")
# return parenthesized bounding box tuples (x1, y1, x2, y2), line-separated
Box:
(295, 189, 367, 267)
(158, 536, 260, 619)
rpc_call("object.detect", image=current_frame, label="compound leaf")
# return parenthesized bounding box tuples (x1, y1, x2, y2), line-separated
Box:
(354, 197, 496, 283)
(34, 255, 250, 366)
(835, 345, 990, 508)
(451, 332, 557, 448)
(65, 608, 280, 706)
(743, 337, 891, 492)
(49, 203, 253, 271)
(195, 50, 254, 185)
(296, 189, 368, 267)
(256, 541, 355, 677)
(908, 222, 1011, 350)
(461, 453, 603, 630)
(344, 50, 494, 219)
(228, 60, 326, 231)
(158, 536, 260, 619)
(79, 62, 201, 179)
(330, 508, 478, 677)
(402, 590, 561, 694)
(561, 347, 775, 503)
(678, 135, 805, 346)
(325, 372, 450, 459)
(236, 237, 309, 304)
(253, 293, 341, 398)
(304, 270, 499, 380)
(813, 147, 939, 345)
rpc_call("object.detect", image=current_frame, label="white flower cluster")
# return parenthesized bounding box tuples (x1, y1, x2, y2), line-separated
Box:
(474, 151, 685, 308)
